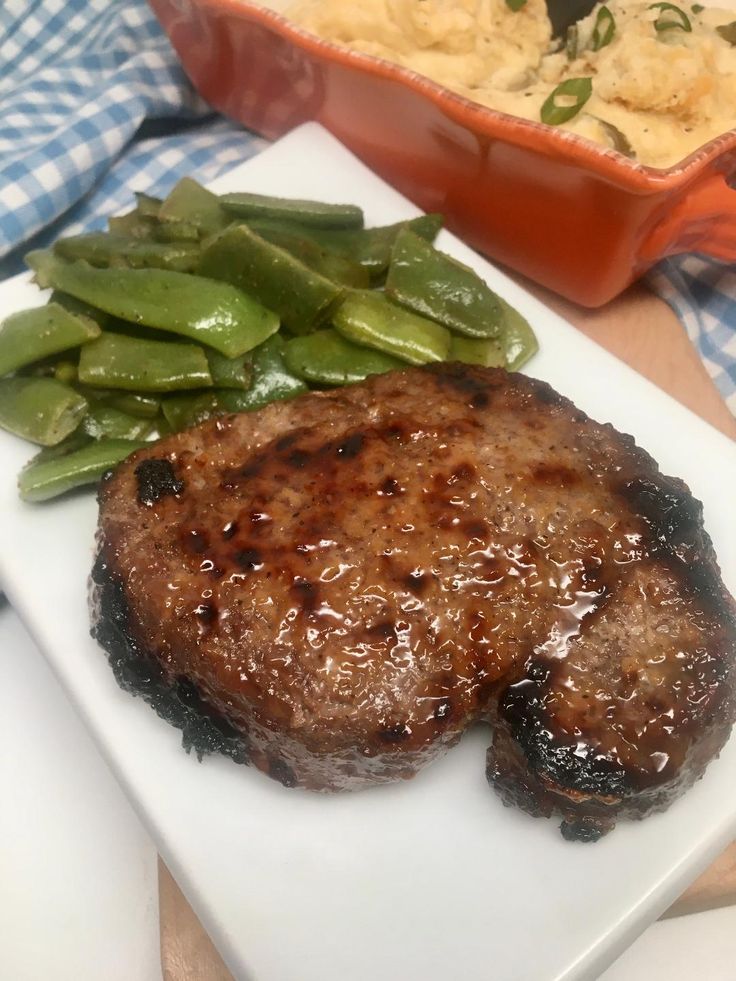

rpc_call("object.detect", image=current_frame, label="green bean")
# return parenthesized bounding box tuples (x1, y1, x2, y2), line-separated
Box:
(153, 220, 200, 243)
(199, 225, 343, 335)
(72, 386, 160, 417)
(82, 404, 154, 441)
(449, 336, 506, 368)
(25, 249, 57, 290)
(50, 290, 111, 329)
(107, 393, 160, 418)
(248, 213, 443, 279)
(205, 349, 253, 390)
(234, 334, 308, 409)
(32, 429, 93, 464)
(35, 255, 280, 357)
(108, 210, 157, 240)
(161, 335, 307, 431)
(19, 438, 149, 503)
(220, 192, 364, 229)
(159, 177, 228, 237)
(283, 329, 404, 386)
(246, 223, 369, 288)
(498, 299, 539, 371)
(78, 333, 213, 392)
(134, 192, 162, 218)
(54, 361, 78, 385)
(54, 233, 199, 273)
(386, 229, 504, 339)
(332, 290, 451, 365)
(0, 377, 87, 446)
(161, 392, 222, 432)
(0, 302, 100, 377)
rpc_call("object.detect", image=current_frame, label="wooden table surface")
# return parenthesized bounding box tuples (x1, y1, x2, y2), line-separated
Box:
(159, 282, 736, 980)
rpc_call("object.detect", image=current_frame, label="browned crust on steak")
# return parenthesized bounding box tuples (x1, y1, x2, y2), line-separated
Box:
(91, 364, 736, 839)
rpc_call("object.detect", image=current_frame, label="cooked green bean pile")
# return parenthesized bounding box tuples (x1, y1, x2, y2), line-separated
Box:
(0, 177, 539, 502)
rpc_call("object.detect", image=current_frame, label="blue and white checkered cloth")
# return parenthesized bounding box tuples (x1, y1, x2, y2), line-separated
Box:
(2, 0, 735, 416)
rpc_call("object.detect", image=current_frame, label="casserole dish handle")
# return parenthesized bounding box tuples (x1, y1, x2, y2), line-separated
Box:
(643, 174, 736, 264)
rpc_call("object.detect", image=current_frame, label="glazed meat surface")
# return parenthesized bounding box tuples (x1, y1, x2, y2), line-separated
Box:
(92, 364, 736, 840)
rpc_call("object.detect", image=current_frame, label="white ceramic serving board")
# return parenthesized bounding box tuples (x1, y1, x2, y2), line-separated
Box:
(1, 123, 735, 981)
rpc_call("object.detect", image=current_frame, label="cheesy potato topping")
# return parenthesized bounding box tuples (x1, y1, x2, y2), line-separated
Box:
(285, 0, 736, 167)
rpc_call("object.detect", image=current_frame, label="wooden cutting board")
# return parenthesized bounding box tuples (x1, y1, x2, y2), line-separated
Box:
(159, 281, 736, 979)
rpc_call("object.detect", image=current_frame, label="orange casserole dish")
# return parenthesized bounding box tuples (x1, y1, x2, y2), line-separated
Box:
(149, 0, 736, 306)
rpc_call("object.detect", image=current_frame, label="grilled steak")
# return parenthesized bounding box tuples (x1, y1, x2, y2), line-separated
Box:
(91, 364, 736, 840)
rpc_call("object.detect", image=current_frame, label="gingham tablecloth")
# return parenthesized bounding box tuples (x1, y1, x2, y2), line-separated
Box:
(2, 0, 735, 415)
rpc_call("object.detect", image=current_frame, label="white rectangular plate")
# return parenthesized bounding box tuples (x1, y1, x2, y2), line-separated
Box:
(2, 123, 736, 981)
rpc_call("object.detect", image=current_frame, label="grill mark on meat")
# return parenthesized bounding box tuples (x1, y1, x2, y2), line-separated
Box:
(92, 364, 736, 839)
(379, 723, 412, 743)
(497, 658, 634, 799)
(182, 528, 209, 555)
(434, 698, 453, 722)
(234, 547, 263, 571)
(222, 521, 238, 540)
(90, 556, 248, 764)
(617, 476, 736, 621)
(379, 477, 402, 497)
(405, 569, 428, 595)
(135, 458, 184, 505)
(292, 578, 319, 612)
(337, 433, 364, 458)
(532, 464, 579, 487)
(268, 757, 297, 788)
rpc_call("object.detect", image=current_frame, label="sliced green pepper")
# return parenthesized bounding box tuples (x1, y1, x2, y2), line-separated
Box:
(54, 232, 199, 273)
(332, 290, 451, 365)
(199, 225, 343, 335)
(449, 335, 506, 368)
(0, 377, 87, 446)
(220, 192, 364, 229)
(158, 177, 229, 237)
(36, 255, 280, 357)
(0, 302, 100, 377)
(78, 333, 213, 392)
(283, 329, 404, 386)
(498, 299, 539, 371)
(19, 438, 149, 502)
(82, 404, 155, 440)
(386, 229, 504, 339)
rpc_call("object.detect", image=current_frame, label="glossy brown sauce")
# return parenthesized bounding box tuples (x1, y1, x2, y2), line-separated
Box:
(98, 366, 736, 833)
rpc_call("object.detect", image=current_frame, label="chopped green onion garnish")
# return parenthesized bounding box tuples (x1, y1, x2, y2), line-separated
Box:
(540, 77, 593, 126)
(649, 3, 692, 33)
(505, 0, 527, 9)
(691, 4, 704, 12)
(591, 6, 616, 50)
(593, 118, 635, 158)
(716, 21, 736, 45)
